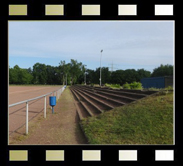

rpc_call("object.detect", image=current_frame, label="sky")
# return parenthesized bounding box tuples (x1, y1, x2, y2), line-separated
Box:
(9, 21, 174, 72)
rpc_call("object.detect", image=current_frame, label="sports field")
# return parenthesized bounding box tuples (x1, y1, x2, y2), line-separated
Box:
(9, 85, 62, 136)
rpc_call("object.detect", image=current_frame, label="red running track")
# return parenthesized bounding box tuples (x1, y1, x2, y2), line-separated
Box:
(9, 85, 62, 135)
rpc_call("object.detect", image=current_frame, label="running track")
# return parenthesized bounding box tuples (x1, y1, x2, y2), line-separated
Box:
(9, 85, 62, 135)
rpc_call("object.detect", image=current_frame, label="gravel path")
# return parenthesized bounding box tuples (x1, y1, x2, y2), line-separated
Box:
(9, 87, 87, 145)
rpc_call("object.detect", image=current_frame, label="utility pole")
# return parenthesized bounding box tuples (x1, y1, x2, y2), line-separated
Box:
(109, 62, 118, 73)
(100, 50, 103, 86)
(85, 69, 86, 85)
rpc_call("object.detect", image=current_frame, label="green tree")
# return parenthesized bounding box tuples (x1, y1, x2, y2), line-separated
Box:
(101, 67, 110, 84)
(9, 65, 33, 84)
(9, 65, 21, 84)
(69, 59, 83, 85)
(77, 65, 87, 84)
(58, 60, 66, 85)
(123, 69, 139, 83)
(111, 70, 125, 85)
(151, 64, 173, 77)
(9, 67, 14, 84)
(137, 69, 151, 81)
(86, 69, 96, 84)
(27, 67, 32, 74)
(32, 63, 47, 84)
(93, 68, 100, 84)
(64, 63, 71, 85)
(19, 68, 33, 84)
(46, 65, 57, 84)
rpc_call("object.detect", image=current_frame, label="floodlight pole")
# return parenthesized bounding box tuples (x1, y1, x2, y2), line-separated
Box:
(85, 69, 86, 85)
(100, 50, 103, 86)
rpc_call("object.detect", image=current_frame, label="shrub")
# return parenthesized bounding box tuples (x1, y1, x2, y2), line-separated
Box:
(105, 83, 110, 87)
(111, 84, 121, 88)
(130, 81, 142, 90)
(105, 83, 121, 89)
(90, 83, 94, 87)
(165, 86, 173, 91)
(123, 82, 131, 89)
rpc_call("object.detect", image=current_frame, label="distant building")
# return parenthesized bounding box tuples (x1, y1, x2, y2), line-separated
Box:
(141, 76, 173, 89)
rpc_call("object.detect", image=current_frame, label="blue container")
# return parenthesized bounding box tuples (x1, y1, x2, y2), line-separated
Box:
(49, 96, 56, 106)
(49, 96, 56, 114)
(141, 77, 165, 89)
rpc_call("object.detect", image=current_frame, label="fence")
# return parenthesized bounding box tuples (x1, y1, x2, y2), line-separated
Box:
(9, 85, 67, 135)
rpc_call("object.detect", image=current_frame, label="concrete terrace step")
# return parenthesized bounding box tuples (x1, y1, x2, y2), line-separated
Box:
(72, 88, 103, 114)
(74, 87, 114, 110)
(70, 89, 90, 120)
(95, 87, 146, 95)
(80, 101, 94, 117)
(84, 86, 147, 99)
(70, 85, 157, 122)
(70, 87, 103, 120)
(75, 86, 126, 106)
(78, 85, 138, 102)
(93, 89, 138, 102)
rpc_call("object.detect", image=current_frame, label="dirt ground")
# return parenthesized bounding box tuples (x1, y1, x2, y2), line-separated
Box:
(9, 87, 87, 145)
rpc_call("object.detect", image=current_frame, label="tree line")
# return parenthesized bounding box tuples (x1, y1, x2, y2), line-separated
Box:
(9, 60, 173, 85)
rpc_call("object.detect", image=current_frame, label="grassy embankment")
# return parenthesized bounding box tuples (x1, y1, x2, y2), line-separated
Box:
(81, 91, 173, 144)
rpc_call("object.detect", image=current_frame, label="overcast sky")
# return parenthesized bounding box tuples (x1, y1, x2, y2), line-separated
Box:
(9, 21, 174, 72)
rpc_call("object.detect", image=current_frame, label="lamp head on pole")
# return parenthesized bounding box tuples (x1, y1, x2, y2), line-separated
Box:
(101, 49, 103, 53)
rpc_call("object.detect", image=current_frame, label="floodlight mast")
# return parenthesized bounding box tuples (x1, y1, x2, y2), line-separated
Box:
(100, 50, 103, 86)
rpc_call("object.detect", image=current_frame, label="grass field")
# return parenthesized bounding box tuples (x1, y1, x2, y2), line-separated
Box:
(81, 91, 173, 144)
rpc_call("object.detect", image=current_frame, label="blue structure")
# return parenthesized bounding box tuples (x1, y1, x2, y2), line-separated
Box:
(141, 76, 173, 89)
(49, 96, 56, 114)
